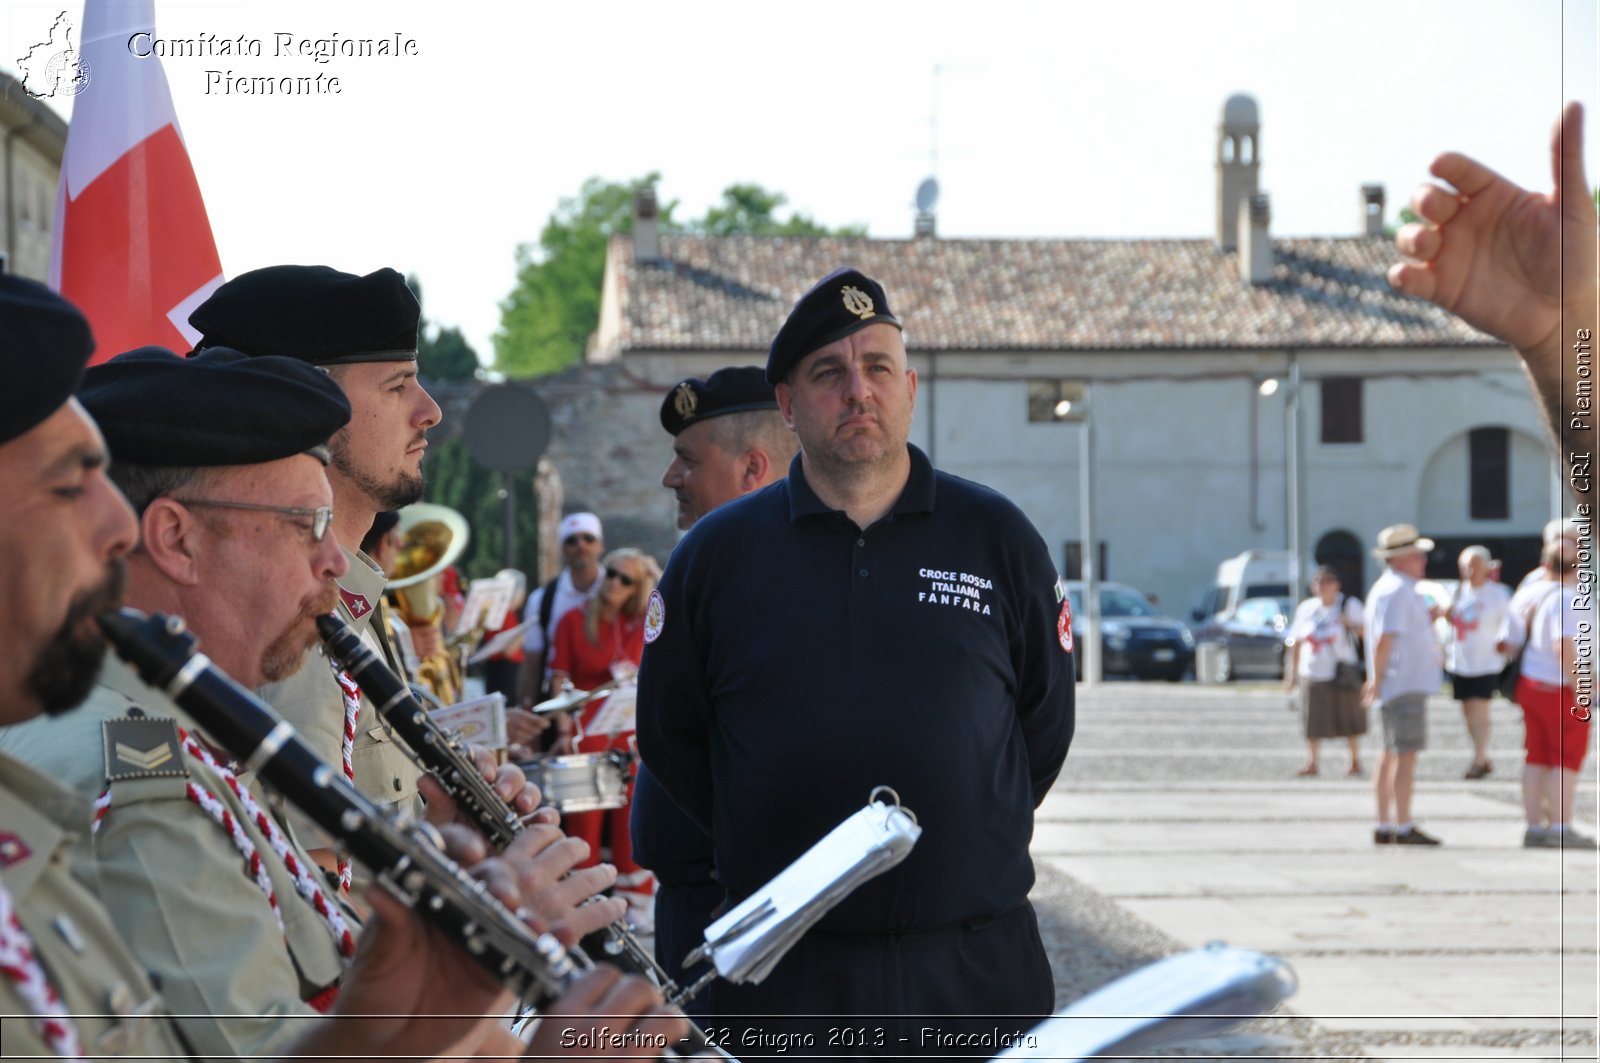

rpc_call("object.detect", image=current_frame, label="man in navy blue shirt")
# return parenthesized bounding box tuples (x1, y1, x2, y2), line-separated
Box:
(631, 365, 796, 1013)
(636, 268, 1075, 1056)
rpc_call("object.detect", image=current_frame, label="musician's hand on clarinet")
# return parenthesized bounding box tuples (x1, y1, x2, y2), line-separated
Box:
(306, 873, 515, 1062)
(501, 823, 628, 945)
(419, 744, 542, 829)
(524, 965, 690, 1059)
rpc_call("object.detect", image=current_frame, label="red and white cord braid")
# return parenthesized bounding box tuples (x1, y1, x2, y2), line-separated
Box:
(183, 780, 284, 932)
(92, 780, 284, 934)
(88, 791, 111, 834)
(0, 881, 87, 1060)
(330, 662, 362, 894)
(177, 730, 357, 959)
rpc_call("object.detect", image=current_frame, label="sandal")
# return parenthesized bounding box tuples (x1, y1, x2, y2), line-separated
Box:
(1296, 764, 1318, 777)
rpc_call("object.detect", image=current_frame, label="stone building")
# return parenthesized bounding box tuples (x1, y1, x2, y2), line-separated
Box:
(0, 71, 67, 281)
(458, 95, 1551, 609)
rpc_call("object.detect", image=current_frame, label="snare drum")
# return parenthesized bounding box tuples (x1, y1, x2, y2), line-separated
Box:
(520, 752, 631, 813)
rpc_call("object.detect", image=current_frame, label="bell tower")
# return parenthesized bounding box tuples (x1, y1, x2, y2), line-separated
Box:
(1216, 94, 1260, 252)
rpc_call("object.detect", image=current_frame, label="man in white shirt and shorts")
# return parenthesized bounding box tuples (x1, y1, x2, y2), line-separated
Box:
(1362, 524, 1446, 846)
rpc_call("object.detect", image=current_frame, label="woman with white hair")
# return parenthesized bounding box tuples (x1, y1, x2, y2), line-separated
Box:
(1444, 545, 1510, 779)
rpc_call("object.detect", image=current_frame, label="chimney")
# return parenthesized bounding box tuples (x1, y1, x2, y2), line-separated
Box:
(1239, 192, 1273, 285)
(1360, 183, 1386, 237)
(633, 186, 660, 263)
(1215, 94, 1261, 251)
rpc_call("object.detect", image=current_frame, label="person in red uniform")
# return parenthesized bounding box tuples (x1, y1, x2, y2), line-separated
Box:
(550, 547, 661, 926)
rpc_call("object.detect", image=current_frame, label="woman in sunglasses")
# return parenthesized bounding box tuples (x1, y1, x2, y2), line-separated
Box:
(549, 547, 663, 928)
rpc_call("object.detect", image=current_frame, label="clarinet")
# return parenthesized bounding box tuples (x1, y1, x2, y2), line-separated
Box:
(99, 608, 577, 998)
(316, 614, 523, 849)
(99, 608, 729, 1060)
(315, 614, 681, 995)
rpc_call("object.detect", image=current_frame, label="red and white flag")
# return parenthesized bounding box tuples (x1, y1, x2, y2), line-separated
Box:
(49, 0, 223, 363)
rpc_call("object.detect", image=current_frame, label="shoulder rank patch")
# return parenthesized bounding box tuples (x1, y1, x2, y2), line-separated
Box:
(103, 717, 189, 782)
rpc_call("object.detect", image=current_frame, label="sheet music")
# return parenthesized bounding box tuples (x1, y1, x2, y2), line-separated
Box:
(582, 683, 637, 736)
(430, 692, 508, 750)
(698, 797, 920, 984)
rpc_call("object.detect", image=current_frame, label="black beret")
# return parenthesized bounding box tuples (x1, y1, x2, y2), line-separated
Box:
(660, 366, 778, 436)
(766, 267, 901, 386)
(0, 275, 94, 446)
(188, 265, 419, 365)
(79, 346, 352, 467)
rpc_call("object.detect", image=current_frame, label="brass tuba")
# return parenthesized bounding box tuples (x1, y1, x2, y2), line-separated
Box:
(386, 504, 470, 704)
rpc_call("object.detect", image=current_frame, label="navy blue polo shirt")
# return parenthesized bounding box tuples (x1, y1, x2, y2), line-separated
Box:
(636, 444, 1074, 934)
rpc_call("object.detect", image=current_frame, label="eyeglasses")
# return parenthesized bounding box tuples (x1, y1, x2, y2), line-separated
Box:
(176, 499, 333, 543)
(604, 567, 636, 587)
(563, 533, 598, 547)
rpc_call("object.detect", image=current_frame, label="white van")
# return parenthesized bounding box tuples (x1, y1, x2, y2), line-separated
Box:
(1191, 550, 1294, 622)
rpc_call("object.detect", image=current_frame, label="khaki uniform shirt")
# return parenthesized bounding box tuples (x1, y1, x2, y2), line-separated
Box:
(0, 752, 190, 1061)
(259, 545, 424, 851)
(0, 655, 358, 1059)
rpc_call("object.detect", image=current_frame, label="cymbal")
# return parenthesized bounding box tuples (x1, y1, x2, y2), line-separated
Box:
(530, 678, 619, 714)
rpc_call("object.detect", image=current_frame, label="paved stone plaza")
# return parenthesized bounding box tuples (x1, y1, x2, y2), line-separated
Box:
(1028, 682, 1598, 1062)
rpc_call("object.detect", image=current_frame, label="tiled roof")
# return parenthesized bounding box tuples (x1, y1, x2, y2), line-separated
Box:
(607, 233, 1498, 353)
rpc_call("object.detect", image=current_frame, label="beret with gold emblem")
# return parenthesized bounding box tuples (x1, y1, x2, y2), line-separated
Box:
(189, 265, 419, 365)
(0, 274, 94, 447)
(659, 365, 777, 436)
(765, 267, 901, 386)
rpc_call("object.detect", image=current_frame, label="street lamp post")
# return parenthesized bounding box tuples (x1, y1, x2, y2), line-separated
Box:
(1080, 383, 1101, 685)
(1260, 360, 1304, 597)
(1286, 353, 1303, 598)
(1056, 383, 1100, 685)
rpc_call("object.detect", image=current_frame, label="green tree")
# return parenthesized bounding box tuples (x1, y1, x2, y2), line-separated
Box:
(696, 183, 865, 237)
(403, 275, 534, 582)
(493, 178, 865, 378)
(420, 436, 541, 582)
(493, 174, 674, 378)
(420, 325, 479, 382)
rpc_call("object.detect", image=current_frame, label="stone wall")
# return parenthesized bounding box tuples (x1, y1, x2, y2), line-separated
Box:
(427, 360, 689, 575)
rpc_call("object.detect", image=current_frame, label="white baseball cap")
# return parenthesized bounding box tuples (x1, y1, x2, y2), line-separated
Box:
(559, 512, 603, 542)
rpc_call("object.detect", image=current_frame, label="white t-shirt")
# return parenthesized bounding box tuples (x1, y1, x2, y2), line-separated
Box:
(521, 569, 602, 681)
(1499, 569, 1556, 653)
(1289, 595, 1364, 681)
(1445, 580, 1512, 677)
(1521, 583, 1584, 687)
(1365, 567, 1443, 699)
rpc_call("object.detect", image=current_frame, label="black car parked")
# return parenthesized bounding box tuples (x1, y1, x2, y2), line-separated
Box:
(1192, 596, 1294, 681)
(1059, 581, 1196, 681)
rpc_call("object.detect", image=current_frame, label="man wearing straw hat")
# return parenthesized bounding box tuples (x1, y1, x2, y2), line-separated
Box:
(1363, 523, 1446, 846)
